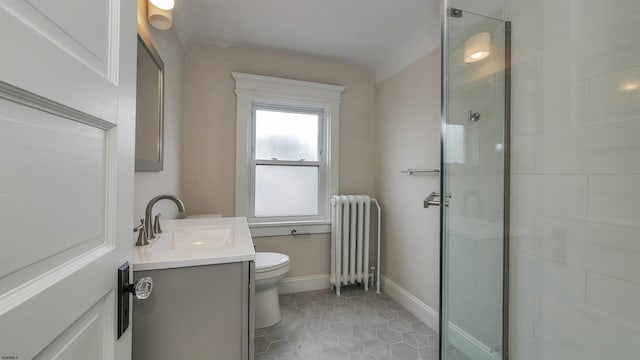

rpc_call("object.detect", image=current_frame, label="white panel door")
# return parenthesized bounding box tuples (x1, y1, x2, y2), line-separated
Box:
(0, 0, 137, 359)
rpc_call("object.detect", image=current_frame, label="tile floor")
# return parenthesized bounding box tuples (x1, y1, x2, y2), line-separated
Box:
(254, 287, 440, 360)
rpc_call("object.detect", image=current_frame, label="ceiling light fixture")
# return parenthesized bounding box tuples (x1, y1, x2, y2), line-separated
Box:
(464, 32, 491, 63)
(148, 0, 175, 30)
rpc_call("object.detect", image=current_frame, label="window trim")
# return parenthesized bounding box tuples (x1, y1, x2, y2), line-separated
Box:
(232, 72, 345, 237)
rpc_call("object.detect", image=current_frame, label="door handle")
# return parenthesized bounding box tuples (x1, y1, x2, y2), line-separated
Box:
(424, 192, 440, 208)
(117, 262, 153, 339)
(424, 192, 451, 208)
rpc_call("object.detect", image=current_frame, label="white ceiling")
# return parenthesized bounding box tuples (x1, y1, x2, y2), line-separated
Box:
(172, 0, 442, 82)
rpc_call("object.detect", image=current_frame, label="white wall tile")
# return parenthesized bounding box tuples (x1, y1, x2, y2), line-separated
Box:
(510, 175, 537, 215)
(586, 271, 640, 328)
(504, 0, 538, 18)
(536, 120, 640, 174)
(584, 223, 640, 283)
(534, 298, 585, 358)
(574, 13, 640, 80)
(588, 175, 640, 226)
(584, 66, 640, 125)
(511, 54, 540, 96)
(539, 0, 589, 46)
(509, 8, 543, 60)
(539, 81, 588, 133)
(509, 289, 534, 336)
(511, 175, 588, 219)
(510, 253, 542, 293)
(511, 81, 588, 136)
(533, 218, 640, 284)
(539, 42, 578, 91)
(511, 134, 536, 174)
(536, 175, 588, 220)
(572, 312, 640, 360)
(510, 212, 535, 254)
(508, 0, 640, 358)
(511, 253, 586, 305)
(509, 330, 566, 360)
(534, 216, 588, 266)
(535, 297, 640, 359)
(511, 93, 540, 136)
(585, 0, 640, 28)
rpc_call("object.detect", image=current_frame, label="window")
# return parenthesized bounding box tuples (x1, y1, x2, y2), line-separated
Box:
(252, 105, 323, 218)
(233, 73, 344, 236)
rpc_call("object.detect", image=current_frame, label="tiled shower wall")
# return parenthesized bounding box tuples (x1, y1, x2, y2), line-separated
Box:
(505, 0, 640, 359)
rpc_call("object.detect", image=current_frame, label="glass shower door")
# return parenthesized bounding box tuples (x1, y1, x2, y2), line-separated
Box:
(440, 8, 510, 360)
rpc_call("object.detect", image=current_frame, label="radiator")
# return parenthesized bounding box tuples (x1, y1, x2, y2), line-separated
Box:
(330, 195, 381, 296)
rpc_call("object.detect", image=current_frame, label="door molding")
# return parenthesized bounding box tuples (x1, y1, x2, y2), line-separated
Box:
(0, 81, 115, 130)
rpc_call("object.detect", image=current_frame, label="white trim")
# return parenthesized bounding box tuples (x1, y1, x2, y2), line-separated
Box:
(381, 275, 439, 332)
(232, 72, 344, 225)
(448, 323, 496, 360)
(250, 222, 330, 238)
(232, 73, 345, 102)
(381, 276, 496, 360)
(278, 274, 331, 295)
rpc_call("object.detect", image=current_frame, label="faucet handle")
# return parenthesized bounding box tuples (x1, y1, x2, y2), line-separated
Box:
(134, 219, 144, 232)
(134, 219, 149, 246)
(153, 214, 162, 234)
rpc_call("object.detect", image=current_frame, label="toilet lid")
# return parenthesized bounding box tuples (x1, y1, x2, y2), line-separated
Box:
(255, 252, 290, 273)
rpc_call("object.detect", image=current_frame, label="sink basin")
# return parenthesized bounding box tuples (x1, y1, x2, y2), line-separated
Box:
(151, 225, 232, 252)
(132, 217, 255, 271)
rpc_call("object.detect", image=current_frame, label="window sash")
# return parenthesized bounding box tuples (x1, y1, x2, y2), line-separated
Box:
(250, 161, 325, 220)
(251, 103, 324, 162)
(251, 163, 322, 218)
(252, 159, 322, 167)
(249, 104, 326, 222)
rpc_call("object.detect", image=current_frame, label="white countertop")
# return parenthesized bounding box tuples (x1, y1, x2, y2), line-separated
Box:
(132, 217, 256, 271)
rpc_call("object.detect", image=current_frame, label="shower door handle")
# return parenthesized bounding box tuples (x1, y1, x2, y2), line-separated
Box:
(424, 192, 451, 208)
(424, 192, 441, 208)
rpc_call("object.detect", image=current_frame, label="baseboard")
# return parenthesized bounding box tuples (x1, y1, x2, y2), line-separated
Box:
(381, 276, 495, 360)
(448, 323, 495, 360)
(278, 274, 330, 294)
(381, 275, 440, 332)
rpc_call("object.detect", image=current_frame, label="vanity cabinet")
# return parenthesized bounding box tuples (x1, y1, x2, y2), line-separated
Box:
(132, 261, 255, 360)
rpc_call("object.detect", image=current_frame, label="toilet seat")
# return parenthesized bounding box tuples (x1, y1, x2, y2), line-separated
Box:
(255, 252, 290, 273)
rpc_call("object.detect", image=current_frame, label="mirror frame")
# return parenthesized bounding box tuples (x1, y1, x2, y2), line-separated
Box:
(135, 27, 165, 171)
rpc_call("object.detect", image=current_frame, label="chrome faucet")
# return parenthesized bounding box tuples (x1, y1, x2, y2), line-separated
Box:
(144, 194, 186, 240)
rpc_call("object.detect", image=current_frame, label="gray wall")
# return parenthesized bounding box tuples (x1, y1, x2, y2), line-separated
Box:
(375, 49, 442, 311)
(181, 44, 377, 277)
(133, 0, 184, 223)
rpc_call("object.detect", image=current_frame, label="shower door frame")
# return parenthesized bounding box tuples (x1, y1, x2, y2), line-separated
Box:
(439, 6, 512, 360)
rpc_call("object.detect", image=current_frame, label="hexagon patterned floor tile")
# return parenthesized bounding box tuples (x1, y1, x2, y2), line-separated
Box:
(254, 287, 444, 360)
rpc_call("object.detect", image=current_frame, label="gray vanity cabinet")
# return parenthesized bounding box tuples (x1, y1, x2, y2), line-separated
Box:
(132, 261, 255, 360)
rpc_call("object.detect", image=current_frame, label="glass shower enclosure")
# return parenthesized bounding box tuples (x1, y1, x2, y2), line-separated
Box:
(439, 7, 511, 360)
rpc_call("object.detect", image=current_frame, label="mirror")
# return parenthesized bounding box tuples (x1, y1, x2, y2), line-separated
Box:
(135, 30, 164, 171)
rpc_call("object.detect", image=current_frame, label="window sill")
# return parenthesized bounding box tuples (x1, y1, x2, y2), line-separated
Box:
(248, 221, 331, 238)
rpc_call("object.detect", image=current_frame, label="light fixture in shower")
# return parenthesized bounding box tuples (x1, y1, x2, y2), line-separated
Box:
(148, 0, 175, 30)
(464, 32, 491, 63)
(621, 82, 640, 92)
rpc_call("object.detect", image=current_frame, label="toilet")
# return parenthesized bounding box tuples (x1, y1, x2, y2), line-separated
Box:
(254, 252, 291, 329)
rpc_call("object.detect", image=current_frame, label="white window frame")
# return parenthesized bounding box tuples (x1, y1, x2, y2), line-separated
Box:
(250, 103, 326, 222)
(233, 72, 345, 237)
